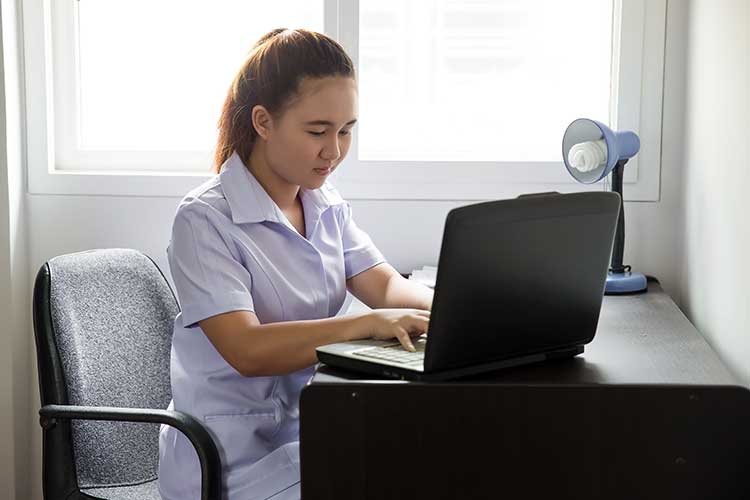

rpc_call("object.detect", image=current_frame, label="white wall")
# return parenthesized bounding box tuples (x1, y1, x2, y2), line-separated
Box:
(679, 0, 750, 384)
(0, 0, 30, 498)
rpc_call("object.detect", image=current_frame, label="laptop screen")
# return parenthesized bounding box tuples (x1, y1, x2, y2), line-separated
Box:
(424, 192, 620, 372)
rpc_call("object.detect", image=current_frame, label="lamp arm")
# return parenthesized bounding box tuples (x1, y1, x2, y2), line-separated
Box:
(610, 160, 628, 274)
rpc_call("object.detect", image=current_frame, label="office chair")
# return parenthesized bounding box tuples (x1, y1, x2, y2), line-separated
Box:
(32, 248, 221, 500)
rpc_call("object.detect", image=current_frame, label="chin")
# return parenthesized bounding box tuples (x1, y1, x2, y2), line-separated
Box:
(303, 178, 327, 190)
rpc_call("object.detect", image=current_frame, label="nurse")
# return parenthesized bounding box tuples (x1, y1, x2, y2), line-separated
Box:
(158, 28, 434, 500)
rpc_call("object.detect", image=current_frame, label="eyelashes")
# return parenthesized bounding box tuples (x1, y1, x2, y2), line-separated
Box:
(307, 130, 352, 137)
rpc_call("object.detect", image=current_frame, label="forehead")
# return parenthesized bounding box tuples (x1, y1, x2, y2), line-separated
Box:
(284, 76, 357, 122)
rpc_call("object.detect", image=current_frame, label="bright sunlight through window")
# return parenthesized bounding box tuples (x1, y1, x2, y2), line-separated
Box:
(358, 0, 613, 162)
(77, 0, 324, 151)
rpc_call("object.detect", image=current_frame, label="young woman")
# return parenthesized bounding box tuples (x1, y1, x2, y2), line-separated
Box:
(158, 28, 433, 500)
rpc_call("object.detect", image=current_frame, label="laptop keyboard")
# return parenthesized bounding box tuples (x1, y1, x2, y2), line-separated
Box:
(353, 338, 427, 366)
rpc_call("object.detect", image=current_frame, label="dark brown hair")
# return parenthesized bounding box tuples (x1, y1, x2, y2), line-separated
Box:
(213, 28, 355, 173)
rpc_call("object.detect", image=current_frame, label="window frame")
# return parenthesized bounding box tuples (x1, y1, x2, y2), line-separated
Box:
(23, 0, 666, 201)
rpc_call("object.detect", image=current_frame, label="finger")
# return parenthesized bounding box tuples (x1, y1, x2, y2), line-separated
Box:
(405, 315, 430, 334)
(411, 309, 431, 318)
(395, 327, 416, 352)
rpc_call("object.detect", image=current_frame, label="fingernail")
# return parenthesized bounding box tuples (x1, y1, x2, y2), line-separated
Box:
(408, 343, 415, 352)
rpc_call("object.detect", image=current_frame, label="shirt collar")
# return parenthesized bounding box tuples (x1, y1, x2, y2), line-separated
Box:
(219, 151, 345, 226)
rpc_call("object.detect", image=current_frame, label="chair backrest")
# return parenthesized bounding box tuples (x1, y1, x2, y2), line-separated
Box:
(33, 248, 178, 490)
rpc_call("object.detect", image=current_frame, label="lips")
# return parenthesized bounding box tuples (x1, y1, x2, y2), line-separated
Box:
(313, 167, 333, 175)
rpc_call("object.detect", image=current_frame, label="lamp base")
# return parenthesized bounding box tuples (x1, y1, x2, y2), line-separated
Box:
(605, 270, 647, 295)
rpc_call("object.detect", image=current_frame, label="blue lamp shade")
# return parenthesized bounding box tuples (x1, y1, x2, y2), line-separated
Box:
(562, 118, 647, 295)
(562, 118, 640, 184)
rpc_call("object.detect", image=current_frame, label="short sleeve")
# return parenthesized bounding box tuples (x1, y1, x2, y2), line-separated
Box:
(168, 205, 255, 329)
(340, 202, 386, 279)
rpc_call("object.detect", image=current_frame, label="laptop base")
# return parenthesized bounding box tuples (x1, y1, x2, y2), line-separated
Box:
(317, 345, 584, 382)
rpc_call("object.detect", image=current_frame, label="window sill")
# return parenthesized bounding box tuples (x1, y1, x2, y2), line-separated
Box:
(26, 166, 658, 202)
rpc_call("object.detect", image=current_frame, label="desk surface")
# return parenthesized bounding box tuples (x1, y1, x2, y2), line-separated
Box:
(312, 280, 737, 386)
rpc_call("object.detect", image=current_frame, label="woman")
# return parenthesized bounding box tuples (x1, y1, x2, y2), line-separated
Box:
(158, 28, 434, 500)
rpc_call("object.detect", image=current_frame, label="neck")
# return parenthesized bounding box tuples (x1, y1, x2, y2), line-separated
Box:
(245, 142, 300, 211)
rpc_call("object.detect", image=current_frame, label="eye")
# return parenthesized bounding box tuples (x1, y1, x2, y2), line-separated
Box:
(307, 129, 352, 137)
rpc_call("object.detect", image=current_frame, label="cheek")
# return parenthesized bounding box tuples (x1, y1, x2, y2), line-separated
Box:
(265, 138, 296, 178)
(269, 134, 314, 163)
(285, 133, 319, 159)
(303, 138, 323, 159)
(338, 136, 353, 160)
(341, 134, 352, 156)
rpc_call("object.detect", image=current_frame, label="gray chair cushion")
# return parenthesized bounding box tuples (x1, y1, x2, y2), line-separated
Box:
(81, 478, 161, 500)
(48, 249, 178, 488)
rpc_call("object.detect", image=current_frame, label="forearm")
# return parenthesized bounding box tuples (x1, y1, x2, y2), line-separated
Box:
(239, 313, 370, 376)
(381, 274, 434, 310)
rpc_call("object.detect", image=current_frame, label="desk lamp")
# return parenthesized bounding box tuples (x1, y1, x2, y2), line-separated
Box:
(562, 118, 647, 294)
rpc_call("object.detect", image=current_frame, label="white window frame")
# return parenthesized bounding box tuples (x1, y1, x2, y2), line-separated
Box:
(23, 0, 665, 201)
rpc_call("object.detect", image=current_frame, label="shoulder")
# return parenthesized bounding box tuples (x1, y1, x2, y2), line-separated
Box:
(319, 181, 346, 206)
(169, 180, 240, 258)
(318, 181, 351, 224)
(173, 175, 232, 225)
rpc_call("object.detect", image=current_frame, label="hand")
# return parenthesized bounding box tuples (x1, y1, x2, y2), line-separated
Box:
(360, 309, 430, 352)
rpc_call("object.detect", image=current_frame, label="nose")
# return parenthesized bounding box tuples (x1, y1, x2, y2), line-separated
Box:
(320, 135, 341, 162)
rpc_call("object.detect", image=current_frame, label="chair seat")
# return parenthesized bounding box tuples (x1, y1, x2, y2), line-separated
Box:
(81, 478, 160, 500)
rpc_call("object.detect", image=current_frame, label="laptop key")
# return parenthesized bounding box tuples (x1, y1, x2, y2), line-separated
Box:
(353, 344, 426, 365)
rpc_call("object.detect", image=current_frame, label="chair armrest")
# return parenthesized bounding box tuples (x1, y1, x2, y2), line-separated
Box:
(39, 404, 221, 500)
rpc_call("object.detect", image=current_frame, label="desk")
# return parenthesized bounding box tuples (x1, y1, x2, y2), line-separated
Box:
(300, 281, 750, 499)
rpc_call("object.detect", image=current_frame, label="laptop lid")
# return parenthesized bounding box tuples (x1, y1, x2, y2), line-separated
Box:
(423, 191, 620, 373)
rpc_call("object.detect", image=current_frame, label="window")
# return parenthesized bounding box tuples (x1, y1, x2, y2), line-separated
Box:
(48, 0, 324, 175)
(358, 0, 613, 162)
(24, 0, 665, 200)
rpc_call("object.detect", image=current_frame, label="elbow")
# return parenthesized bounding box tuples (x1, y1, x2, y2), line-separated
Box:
(222, 333, 275, 376)
(221, 350, 266, 377)
(233, 354, 285, 377)
(235, 364, 256, 378)
(235, 358, 267, 377)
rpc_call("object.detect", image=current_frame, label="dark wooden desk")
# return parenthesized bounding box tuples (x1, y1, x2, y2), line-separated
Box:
(301, 281, 750, 499)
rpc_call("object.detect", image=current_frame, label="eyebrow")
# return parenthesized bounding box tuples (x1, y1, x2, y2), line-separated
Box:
(304, 119, 358, 127)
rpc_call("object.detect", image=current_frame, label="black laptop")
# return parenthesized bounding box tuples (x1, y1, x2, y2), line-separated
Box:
(316, 191, 621, 381)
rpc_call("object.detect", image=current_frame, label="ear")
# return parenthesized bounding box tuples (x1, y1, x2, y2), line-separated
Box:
(251, 105, 274, 140)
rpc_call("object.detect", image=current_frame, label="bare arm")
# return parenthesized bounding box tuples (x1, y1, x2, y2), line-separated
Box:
(199, 307, 430, 377)
(347, 263, 434, 310)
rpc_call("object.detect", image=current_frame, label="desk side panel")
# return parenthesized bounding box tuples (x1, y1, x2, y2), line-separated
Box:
(301, 384, 750, 499)
(300, 385, 366, 497)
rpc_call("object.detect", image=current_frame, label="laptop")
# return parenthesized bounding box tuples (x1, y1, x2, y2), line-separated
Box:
(316, 191, 621, 381)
